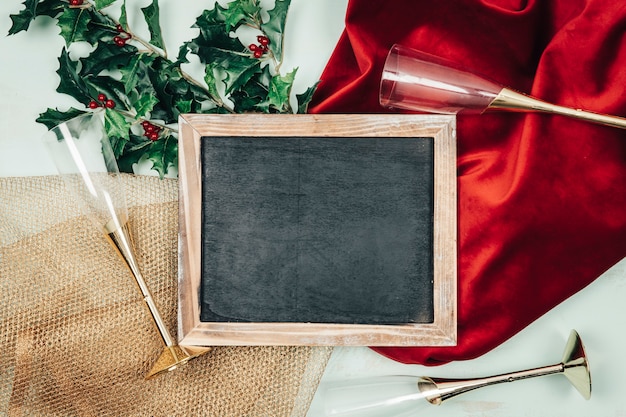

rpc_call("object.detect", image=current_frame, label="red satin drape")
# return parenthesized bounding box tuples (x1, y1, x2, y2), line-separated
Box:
(309, 0, 626, 365)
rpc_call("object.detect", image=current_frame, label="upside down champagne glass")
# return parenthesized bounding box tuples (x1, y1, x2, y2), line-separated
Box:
(320, 330, 591, 416)
(41, 112, 210, 379)
(380, 44, 626, 129)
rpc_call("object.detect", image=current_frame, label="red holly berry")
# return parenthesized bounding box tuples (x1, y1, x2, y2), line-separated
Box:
(97, 93, 107, 102)
(257, 35, 269, 46)
(113, 36, 126, 47)
(69, 0, 84, 6)
(104, 99, 116, 109)
(249, 44, 258, 51)
(148, 132, 159, 141)
(88, 101, 99, 109)
(253, 49, 263, 58)
(116, 24, 124, 32)
(141, 121, 151, 129)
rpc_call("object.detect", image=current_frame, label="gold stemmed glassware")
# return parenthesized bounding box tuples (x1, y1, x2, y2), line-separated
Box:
(42, 112, 210, 378)
(320, 330, 591, 416)
(380, 44, 626, 129)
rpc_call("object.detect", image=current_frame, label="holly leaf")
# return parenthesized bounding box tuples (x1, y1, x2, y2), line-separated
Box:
(8, 0, 37, 35)
(132, 94, 159, 119)
(141, 0, 165, 51)
(80, 42, 135, 76)
(35, 0, 65, 18)
(267, 67, 297, 112)
(222, 0, 261, 31)
(296, 81, 319, 114)
(36, 107, 87, 130)
(187, 7, 243, 64)
(260, 0, 291, 61)
(57, 7, 92, 46)
(116, 134, 151, 173)
(119, 0, 129, 30)
(120, 53, 156, 94)
(56, 48, 90, 105)
(146, 134, 177, 179)
(94, 0, 116, 10)
(175, 99, 192, 114)
(221, 53, 262, 95)
(103, 108, 131, 157)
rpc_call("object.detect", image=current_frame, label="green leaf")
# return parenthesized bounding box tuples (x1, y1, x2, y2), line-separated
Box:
(146, 134, 177, 179)
(36, 0, 65, 18)
(296, 81, 319, 114)
(103, 109, 131, 156)
(260, 0, 291, 61)
(57, 7, 92, 46)
(222, 0, 261, 31)
(141, 0, 165, 51)
(119, 0, 128, 30)
(7, 0, 37, 35)
(56, 48, 90, 105)
(187, 7, 243, 64)
(94, 0, 116, 10)
(203, 63, 222, 102)
(132, 94, 159, 118)
(116, 134, 151, 173)
(36, 107, 87, 130)
(79, 42, 135, 76)
(175, 99, 192, 114)
(120, 53, 156, 94)
(267, 67, 297, 112)
(221, 53, 262, 95)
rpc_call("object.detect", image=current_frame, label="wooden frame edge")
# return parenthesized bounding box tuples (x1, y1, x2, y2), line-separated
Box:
(177, 114, 457, 347)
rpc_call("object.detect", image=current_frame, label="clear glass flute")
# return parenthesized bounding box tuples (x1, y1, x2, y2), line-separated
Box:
(320, 330, 590, 416)
(42, 112, 210, 378)
(380, 44, 626, 129)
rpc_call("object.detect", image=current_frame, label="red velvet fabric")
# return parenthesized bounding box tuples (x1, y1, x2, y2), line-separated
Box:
(309, 0, 626, 365)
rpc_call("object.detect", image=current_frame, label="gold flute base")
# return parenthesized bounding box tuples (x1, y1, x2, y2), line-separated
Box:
(147, 345, 213, 379)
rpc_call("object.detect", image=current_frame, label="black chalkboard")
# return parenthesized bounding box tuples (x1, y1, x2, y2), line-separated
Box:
(199, 136, 434, 325)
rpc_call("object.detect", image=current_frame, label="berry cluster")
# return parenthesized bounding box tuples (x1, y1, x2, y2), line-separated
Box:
(88, 93, 116, 109)
(249, 35, 270, 58)
(113, 24, 131, 47)
(69, 0, 83, 6)
(141, 121, 162, 141)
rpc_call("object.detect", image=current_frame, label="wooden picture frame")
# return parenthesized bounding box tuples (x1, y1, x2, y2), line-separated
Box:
(177, 114, 456, 346)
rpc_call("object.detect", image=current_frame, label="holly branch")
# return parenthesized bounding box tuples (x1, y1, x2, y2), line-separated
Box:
(8, 0, 316, 178)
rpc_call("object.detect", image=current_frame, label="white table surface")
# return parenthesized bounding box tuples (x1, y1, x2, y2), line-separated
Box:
(1, 1, 625, 416)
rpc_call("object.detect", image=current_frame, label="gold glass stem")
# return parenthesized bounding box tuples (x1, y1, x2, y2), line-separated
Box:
(418, 363, 563, 405)
(105, 221, 175, 348)
(104, 220, 212, 378)
(489, 87, 626, 129)
(418, 330, 591, 405)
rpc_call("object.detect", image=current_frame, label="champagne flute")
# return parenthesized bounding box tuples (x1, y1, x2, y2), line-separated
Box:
(320, 330, 590, 416)
(41, 112, 210, 378)
(380, 44, 626, 129)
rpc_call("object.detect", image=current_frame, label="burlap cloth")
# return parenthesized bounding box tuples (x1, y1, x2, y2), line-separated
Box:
(0, 175, 332, 416)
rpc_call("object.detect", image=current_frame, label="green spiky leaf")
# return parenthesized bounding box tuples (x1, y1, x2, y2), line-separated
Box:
(119, 0, 129, 30)
(36, 107, 87, 130)
(57, 7, 92, 46)
(296, 81, 319, 114)
(132, 94, 159, 119)
(141, 0, 165, 50)
(103, 108, 131, 156)
(260, 0, 291, 61)
(222, 0, 261, 31)
(8, 0, 37, 35)
(146, 134, 177, 179)
(94, 0, 116, 10)
(56, 49, 90, 105)
(267, 67, 297, 112)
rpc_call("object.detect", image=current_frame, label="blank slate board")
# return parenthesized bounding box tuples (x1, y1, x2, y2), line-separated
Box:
(200, 136, 434, 324)
(178, 114, 457, 346)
